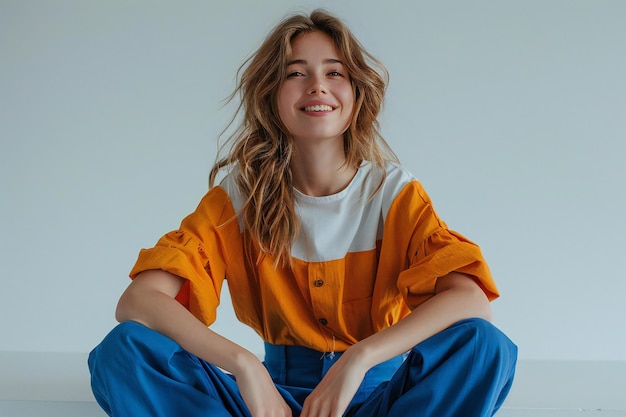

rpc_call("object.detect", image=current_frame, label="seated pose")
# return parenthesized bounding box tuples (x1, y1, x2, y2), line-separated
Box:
(89, 9, 517, 417)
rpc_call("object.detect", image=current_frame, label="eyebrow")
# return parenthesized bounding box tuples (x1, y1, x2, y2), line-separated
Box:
(286, 58, 344, 66)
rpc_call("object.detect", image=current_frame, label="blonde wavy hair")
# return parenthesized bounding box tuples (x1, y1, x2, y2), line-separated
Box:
(209, 9, 398, 266)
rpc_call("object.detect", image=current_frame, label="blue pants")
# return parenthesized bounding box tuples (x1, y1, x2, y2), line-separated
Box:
(88, 318, 517, 417)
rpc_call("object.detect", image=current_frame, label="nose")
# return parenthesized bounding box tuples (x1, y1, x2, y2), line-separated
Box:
(308, 83, 327, 95)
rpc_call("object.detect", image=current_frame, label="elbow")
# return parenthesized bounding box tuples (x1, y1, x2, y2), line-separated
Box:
(436, 272, 494, 322)
(114, 270, 185, 324)
(471, 282, 494, 322)
(465, 279, 493, 322)
(115, 294, 127, 323)
(115, 287, 137, 323)
(480, 298, 494, 322)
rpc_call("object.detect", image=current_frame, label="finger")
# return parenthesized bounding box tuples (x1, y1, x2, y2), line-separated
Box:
(301, 396, 322, 417)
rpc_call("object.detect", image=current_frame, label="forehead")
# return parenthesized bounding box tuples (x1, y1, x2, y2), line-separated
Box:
(289, 31, 341, 61)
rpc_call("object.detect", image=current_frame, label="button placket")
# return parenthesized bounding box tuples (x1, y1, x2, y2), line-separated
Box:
(309, 264, 333, 331)
(313, 275, 326, 325)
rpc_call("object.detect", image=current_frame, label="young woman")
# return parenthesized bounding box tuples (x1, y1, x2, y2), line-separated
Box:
(89, 9, 517, 417)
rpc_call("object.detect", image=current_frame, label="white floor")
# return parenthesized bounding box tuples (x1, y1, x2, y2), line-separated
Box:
(0, 401, 625, 417)
(1, 352, 624, 416)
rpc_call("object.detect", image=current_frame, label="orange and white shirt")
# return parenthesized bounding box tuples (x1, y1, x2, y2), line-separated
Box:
(130, 162, 498, 352)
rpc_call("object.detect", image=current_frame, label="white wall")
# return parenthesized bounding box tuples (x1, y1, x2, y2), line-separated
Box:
(1, 0, 625, 362)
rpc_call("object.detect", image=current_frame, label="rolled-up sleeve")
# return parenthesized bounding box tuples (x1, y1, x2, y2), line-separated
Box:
(129, 187, 236, 326)
(389, 181, 499, 309)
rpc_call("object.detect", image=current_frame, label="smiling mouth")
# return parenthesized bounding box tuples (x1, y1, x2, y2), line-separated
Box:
(302, 105, 334, 112)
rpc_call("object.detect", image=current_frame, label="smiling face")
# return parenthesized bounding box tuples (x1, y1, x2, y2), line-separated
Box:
(277, 31, 355, 146)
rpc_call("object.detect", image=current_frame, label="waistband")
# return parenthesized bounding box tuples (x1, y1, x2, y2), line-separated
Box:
(263, 342, 405, 389)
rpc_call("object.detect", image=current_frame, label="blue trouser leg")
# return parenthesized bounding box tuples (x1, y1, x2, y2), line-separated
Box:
(89, 318, 516, 417)
(88, 321, 255, 417)
(350, 318, 518, 417)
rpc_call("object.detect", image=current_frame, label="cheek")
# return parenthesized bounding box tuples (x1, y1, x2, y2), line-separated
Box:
(341, 87, 355, 116)
(278, 82, 299, 105)
(277, 88, 291, 122)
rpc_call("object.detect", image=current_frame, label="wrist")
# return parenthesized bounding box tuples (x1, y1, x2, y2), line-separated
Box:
(230, 349, 265, 378)
(345, 341, 378, 371)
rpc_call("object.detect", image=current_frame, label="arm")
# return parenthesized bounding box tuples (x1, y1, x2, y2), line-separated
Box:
(301, 271, 491, 417)
(348, 271, 492, 367)
(116, 269, 292, 417)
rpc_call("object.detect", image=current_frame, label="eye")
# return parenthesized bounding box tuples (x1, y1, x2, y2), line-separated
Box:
(287, 71, 304, 77)
(328, 70, 343, 77)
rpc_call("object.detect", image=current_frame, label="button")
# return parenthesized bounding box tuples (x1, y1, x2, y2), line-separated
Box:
(313, 279, 324, 287)
(318, 318, 328, 325)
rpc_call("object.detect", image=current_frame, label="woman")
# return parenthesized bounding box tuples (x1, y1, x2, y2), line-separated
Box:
(89, 9, 517, 417)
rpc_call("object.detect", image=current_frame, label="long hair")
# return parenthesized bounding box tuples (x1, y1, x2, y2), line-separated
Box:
(209, 9, 398, 266)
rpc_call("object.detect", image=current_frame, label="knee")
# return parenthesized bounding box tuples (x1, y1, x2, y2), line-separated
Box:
(457, 318, 518, 371)
(105, 320, 148, 341)
(89, 321, 171, 371)
(96, 321, 153, 353)
(467, 318, 516, 350)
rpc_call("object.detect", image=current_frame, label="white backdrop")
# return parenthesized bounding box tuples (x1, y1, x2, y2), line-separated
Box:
(1, 0, 625, 362)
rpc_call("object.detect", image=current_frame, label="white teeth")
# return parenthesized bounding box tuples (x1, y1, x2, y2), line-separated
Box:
(303, 105, 333, 112)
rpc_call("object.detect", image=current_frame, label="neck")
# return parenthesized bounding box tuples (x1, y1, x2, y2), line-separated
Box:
(290, 142, 357, 197)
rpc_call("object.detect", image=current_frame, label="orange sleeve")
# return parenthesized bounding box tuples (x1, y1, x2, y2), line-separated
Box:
(391, 181, 499, 309)
(129, 187, 238, 326)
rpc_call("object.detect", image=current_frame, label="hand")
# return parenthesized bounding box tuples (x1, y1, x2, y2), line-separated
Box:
(301, 348, 368, 417)
(235, 360, 292, 417)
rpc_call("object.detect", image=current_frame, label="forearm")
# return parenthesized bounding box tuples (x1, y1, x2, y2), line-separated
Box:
(349, 272, 492, 370)
(115, 270, 259, 377)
